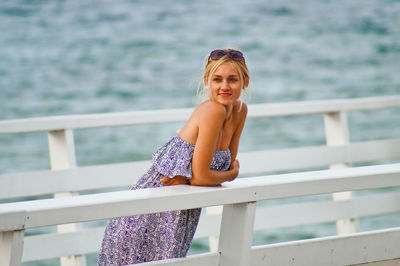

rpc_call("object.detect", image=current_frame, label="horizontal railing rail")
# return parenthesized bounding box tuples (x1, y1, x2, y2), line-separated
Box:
(0, 139, 400, 200)
(1, 163, 399, 230)
(18, 191, 400, 262)
(1, 138, 400, 200)
(0, 95, 399, 134)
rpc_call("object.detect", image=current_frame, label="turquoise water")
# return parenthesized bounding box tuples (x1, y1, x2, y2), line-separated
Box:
(0, 0, 399, 265)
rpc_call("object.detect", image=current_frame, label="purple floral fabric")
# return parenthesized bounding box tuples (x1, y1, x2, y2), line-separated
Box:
(98, 135, 231, 265)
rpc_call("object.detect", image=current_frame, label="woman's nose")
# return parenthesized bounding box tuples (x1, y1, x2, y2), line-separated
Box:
(221, 80, 230, 90)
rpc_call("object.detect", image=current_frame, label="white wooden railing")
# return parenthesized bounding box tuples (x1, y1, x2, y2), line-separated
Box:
(0, 95, 400, 266)
(1, 164, 400, 266)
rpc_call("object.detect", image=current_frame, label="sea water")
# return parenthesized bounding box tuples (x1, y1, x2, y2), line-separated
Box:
(0, 0, 399, 265)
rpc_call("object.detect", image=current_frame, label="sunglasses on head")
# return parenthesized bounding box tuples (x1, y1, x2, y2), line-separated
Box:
(208, 49, 245, 63)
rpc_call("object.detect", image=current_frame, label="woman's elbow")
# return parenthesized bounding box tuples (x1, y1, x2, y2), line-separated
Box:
(189, 179, 200, 186)
(189, 172, 212, 186)
(189, 177, 207, 186)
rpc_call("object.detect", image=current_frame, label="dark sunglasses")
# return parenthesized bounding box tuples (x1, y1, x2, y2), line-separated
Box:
(208, 49, 245, 62)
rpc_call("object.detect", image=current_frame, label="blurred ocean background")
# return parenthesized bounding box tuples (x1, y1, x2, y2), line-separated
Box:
(0, 0, 399, 265)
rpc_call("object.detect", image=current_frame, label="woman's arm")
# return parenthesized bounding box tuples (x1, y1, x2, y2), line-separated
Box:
(161, 101, 246, 186)
(189, 103, 239, 186)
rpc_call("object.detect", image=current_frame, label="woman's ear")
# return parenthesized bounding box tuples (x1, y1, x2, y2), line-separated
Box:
(203, 74, 208, 87)
(243, 77, 250, 89)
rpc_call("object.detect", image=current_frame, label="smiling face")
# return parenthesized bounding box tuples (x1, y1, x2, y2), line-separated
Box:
(207, 62, 244, 106)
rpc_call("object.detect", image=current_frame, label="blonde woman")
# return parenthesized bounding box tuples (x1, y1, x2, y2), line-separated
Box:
(98, 49, 250, 265)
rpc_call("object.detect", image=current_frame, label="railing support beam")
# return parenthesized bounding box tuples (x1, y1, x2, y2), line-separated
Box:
(218, 202, 256, 266)
(48, 129, 86, 266)
(324, 111, 359, 234)
(0, 230, 24, 266)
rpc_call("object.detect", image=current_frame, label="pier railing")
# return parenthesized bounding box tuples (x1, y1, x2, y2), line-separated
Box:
(1, 163, 400, 266)
(1, 95, 400, 265)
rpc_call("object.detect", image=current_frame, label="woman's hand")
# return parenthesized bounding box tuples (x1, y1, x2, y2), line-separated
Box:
(160, 175, 190, 186)
(228, 159, 240, 181)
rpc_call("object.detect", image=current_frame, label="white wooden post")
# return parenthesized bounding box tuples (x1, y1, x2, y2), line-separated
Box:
(0, 230, 24, 266)
(206, 205, 222, 252)
(48, 129, 86, 266)
(218, 202, 256, 266)
(324, 111, 359, 234)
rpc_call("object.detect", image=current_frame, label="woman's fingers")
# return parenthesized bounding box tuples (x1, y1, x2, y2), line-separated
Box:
(161, 176, 189, 186)
(160, 177, 172, 185)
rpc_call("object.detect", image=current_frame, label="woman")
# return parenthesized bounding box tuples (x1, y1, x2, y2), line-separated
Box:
(98, 48, 250, 265)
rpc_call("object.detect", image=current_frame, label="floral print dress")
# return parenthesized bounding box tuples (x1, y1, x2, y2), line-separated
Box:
(98, 135, 231, 265)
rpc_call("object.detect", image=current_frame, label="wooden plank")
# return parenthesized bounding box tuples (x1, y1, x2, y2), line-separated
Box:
(21, 192, 400, 261)
(218, 202, 256, 266)
(248, 95, 400, 118)
(1, 96, 398, 134)
(352, 259, 400, 266)
(23, 227, 104, 262)
(24, 229, 220, 266)
(2, 139, 399, 200)
(347, 139, 400, 164)
(0, 211, 26, 231)
(195, 211, 221, 239)
(254, 192, 400, 230)
(238, 138, 400, 175)
(324, 111, 359, 234)
(250, 227, 400, 266)
(0, 230, 24, 266)
(0, 161, 150, 200)
(22, 212, 220, 261)
(135, 252, 219, 266)
(48, 130, 77, 171)
(0, 163, 399, 231)
(0, 108, 192, 134)
(48, 129, 87, 266)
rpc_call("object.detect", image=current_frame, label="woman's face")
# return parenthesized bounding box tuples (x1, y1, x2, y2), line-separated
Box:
(207, 62, 243, 107)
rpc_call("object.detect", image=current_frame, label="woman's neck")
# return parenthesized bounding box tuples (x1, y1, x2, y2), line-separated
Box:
(224, 104, 234, 122)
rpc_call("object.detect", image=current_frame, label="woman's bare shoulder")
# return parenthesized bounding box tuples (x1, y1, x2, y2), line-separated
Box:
(194, 100, 227, 119)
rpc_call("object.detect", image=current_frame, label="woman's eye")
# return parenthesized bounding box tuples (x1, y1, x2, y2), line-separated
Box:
(213, 78, 222, 82)
(229, 78, 238, 82)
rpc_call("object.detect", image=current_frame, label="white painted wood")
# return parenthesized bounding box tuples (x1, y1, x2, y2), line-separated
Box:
(324, 111, 350, 168)
(0, 230, 24, 266)
(20, 191, 400, 261)
(2, 138, 399, 200)
(1, 96, 399, 134)
(248, 95, 400, 118)
(194, 212, 221, 239)
(352, 259, 400, 266)
(0, 108, 192, 134)
(0, 210, 26, 232)
(238, 138, 400, 175)
(48, 129, 86, 266)
(23, 227, 103, 262)
(0, 163, 399, 231)
(48, 129, 77, 171)
(0, 161, 150, 200)
(218, 202, 256, 266)
(0, 96, 398, 265)
(254, 192, 400, 230)
(324, 111, 359, 234)
(205, 206, 222, 252)
(131, 252, 219, 266)
(250, 227, 400, 266)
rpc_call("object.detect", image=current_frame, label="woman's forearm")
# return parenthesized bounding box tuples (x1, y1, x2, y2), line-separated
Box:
(189, 168, 238, 186)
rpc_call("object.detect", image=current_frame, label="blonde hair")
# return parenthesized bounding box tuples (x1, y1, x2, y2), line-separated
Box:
(197, 49, 250, 100)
